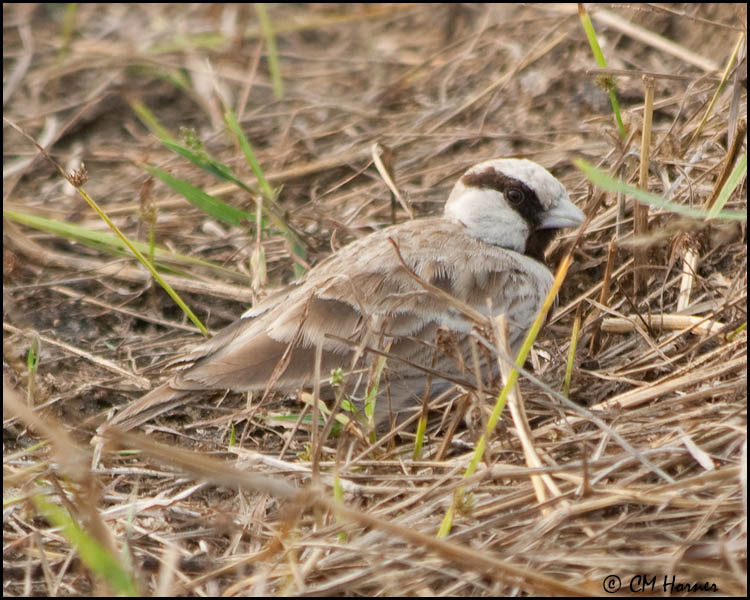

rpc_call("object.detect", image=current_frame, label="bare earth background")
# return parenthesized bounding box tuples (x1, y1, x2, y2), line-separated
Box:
(3, 3, 747, 596)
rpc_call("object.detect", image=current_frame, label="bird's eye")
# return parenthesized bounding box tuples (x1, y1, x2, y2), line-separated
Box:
(506, 188, 524, 204)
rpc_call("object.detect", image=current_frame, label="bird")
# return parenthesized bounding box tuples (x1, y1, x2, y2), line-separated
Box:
(104, 158, 585, 432)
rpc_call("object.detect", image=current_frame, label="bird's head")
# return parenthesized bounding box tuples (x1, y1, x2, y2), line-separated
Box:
(444, 158, 585, 261)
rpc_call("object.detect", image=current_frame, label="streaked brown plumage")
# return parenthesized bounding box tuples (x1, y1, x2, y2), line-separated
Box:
(105, 158, 584, 431)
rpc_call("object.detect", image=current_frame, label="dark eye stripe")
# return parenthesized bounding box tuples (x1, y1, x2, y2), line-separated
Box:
(461, 167, 544, 227)
(460, 166, 556, 263)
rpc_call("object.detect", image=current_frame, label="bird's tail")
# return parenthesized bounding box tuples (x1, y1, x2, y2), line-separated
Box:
(98, 383, 191, 434)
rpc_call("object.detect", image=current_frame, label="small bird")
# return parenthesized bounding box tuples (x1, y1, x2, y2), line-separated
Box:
(105, 158, 584, 431)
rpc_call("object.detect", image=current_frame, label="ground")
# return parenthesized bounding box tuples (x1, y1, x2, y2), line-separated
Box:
(3, 3, 747, 596)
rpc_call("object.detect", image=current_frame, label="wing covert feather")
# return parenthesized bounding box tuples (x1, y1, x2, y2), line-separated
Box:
(146, 218, 552, 399)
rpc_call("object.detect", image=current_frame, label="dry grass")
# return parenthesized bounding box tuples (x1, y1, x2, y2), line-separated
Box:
(3, 4, 746, 596)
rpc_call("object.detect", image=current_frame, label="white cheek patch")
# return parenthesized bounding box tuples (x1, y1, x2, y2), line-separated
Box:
(445, 187, 529, 252)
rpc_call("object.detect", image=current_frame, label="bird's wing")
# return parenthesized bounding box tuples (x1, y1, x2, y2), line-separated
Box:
(104, 218, 553, 431)
(175, 218, 553, 391)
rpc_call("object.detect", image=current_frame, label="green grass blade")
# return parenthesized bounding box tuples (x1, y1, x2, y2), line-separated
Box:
(129, 98, 177, 143)
(162, 137, 242, 186)
(255, 3, 284, 100)
(224, 108, 308, 276)
(143, 164, 254, 228)
(74, 186, 207, 335)
(575, 158, 747, 221)
(578, 5, 626, 138)
(33, 495, 138, 596)
(3, 209, 246, 280)
(5, 116, 207, 334)
(707, 153, 747, 219)
(438, 255, 574, 538)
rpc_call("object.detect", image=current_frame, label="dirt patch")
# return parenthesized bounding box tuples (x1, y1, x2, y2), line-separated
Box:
(4, 4, 746, 596)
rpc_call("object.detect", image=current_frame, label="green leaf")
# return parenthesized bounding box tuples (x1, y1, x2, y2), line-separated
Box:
(255, 3, 284, 100)
(129, 99, 176, 143)
(577, 4, 626, 138)
(707, 153, 747, 219)
(574, 159, 747, 221)
(224, 108, 308, 276)
(3, 209, 245, 280)
(33, 495, 138, 596)
(162, 139, 238, 184)
(143, 164, 254, 228)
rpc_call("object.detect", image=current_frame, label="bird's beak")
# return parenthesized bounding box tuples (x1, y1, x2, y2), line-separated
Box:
(538, 195, 585, 229)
